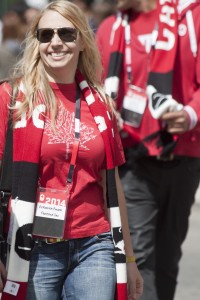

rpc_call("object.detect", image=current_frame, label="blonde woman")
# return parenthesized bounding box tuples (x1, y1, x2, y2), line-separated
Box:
(0, 1, 143, 299)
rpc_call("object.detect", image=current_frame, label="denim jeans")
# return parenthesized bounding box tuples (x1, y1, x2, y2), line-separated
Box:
(26, 232, 116, 300)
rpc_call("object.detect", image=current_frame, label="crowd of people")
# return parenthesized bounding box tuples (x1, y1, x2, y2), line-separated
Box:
(0, 0, 200, 299)
(0, 0, 44, 79)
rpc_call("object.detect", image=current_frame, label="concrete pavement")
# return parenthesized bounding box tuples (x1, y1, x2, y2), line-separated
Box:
(175, 189, 200, 300)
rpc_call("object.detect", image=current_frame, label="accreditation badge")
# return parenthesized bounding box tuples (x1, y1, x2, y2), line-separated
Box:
(122, 85, 147, 128)
(32, 186, 70, 238)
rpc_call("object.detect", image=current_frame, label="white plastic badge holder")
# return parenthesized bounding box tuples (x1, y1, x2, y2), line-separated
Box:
(32, 187, 69, 238)
(122, 85, 147, 128)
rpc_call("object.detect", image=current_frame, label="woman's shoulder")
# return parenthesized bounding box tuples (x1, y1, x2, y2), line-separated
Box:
(0, 80, 12, 106)
(0, 79, 13, 92)
(91, 84, 117, 116)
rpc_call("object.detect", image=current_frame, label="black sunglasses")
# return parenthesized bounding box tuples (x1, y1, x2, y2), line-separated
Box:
(36, 27, 79, 43)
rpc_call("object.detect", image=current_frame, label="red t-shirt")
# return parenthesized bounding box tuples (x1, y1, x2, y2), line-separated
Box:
(0, 81, 125, 239)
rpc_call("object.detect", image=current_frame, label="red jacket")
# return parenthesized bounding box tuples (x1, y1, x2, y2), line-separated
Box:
(96, 0, 200, 157)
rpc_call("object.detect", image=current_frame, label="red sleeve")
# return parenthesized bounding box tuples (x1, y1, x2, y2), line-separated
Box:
(186, 48, 200, 124)
(173, 5, 200, 126)
(0, 82, 11, 160)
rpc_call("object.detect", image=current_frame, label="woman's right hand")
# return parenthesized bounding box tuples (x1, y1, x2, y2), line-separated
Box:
(0, 260, 7, 292)
(127, 262, 143, 299)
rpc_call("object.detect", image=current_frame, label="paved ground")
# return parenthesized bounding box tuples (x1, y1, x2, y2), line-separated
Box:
(174, 189, 200, 300)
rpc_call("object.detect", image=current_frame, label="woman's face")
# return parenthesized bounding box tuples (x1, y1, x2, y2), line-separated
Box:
(37, 10, 84, 83)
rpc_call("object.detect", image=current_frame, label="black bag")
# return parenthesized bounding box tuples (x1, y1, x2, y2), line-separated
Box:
(0, 82, 13, 264)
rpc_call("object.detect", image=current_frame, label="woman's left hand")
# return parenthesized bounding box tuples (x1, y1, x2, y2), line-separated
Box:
(127, 262, 143, 299)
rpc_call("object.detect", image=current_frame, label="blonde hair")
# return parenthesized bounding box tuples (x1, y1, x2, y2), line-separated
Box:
(11, 0, 112, 120)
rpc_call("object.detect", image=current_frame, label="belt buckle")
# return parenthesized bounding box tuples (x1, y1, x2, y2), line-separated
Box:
(45, 238, 63, 244)
(35, 237, 64, 244)
(45, 238, 56, 244)
(35, 238, 61, 245)
(157, 153, 174, 161)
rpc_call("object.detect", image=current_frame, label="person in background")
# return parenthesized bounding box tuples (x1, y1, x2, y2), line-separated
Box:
(0, 1, 143, 299)
(91, 0, 117, 31)
(68, 0, 97, 31)
(24, 0, 49, 25)
(23, 6, 40, 27)
(0, 0, 45, 80)
(96, 0, 200, 299)
(0, 1, 28, 80)
(69, 0, 117, 32)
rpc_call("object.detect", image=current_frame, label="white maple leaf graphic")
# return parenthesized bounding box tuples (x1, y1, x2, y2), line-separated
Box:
(44, 101, 97, 156)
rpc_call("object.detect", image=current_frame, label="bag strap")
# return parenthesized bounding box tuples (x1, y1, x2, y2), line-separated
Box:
(0, 81, 14, 197)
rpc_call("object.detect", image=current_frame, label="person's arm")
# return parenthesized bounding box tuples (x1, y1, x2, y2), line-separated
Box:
(101, 167, 143, 299)
(115, 167, 143, 300)
(0, 259, 6, 292)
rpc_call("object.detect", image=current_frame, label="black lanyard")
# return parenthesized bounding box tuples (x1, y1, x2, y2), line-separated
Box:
(66, 87, 81, 185)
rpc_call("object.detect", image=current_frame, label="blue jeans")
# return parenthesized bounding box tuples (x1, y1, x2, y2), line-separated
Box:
(26, 232, 116, 300)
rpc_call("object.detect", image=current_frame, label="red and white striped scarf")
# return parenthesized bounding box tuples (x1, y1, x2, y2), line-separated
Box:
(146, 0, 180, 157)
(105, 0, 179, 157)
(2, 71, 127, 300)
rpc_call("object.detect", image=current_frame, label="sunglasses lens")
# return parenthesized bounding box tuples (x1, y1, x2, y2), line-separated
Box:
(58, 28, 78, 42)
(37, 28, 78, 43)
(37, 29, 54, 43)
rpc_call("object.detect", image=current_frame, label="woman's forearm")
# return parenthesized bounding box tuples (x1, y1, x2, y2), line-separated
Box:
(115, 167, 135, 258)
